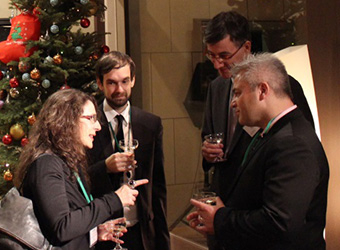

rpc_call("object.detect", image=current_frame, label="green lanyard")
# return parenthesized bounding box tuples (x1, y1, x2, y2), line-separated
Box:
(74, 172, 93, 204)
(108, 107, 132, 153)
(241, 117, 275, 166)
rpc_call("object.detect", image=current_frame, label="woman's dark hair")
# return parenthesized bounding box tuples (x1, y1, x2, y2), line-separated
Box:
(204, 11, 250, 46)
(95, 51, 136, 84)
(14, 89, 98, 187)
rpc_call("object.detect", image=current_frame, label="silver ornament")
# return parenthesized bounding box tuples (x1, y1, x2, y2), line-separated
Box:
(91, 82, 99, 91)
(80, 0, 89, 4)
(22, 73, 30, 81)
(42, 79, 51, 89)
(44, 56, 53, 64)
(74, 46, 83, 55)
(50, 0, 58, 7)
(50, 24, 59, 34)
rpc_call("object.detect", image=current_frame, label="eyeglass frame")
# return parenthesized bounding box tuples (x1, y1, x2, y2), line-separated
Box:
(80, 114, 97, 123)
(205, 40, 246, 62)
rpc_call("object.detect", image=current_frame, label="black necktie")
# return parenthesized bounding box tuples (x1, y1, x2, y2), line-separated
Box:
(115, 115, 124, 152)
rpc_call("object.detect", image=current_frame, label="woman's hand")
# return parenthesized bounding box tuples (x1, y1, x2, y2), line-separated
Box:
(98, 217, 127, 242)
(115, 179, 149, 207)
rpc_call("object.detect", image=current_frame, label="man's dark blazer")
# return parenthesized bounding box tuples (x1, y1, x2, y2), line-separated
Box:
(214, 108, 329, 250)
(88, 105, 170, 250)
(201, 75, 315, 195)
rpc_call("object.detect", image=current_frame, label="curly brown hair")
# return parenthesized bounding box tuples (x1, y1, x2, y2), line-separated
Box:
(14, 89, 99, 187)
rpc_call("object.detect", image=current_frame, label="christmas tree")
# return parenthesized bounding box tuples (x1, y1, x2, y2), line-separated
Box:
(0, 0, 108, 196)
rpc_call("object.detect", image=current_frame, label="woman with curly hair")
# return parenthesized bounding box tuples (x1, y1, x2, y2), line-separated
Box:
(14, 89, 148, 249)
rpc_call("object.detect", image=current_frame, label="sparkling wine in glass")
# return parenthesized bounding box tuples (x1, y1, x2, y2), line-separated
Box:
(204, 132, 225, 162)
(119, 139, 139, 188)
(192, 184, 217, 226)
(192, 191, 217, 206)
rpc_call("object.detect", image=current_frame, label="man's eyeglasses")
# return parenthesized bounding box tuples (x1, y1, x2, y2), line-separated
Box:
(81, 114, 97, 123)
(206, 41, 246, 62)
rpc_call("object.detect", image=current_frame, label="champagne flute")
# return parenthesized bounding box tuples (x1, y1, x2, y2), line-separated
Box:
(119, 139, 139, 188)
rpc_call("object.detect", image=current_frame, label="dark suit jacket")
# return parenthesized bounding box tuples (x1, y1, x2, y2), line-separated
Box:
(214, 108, 329, 250)
(22, 153, 123, 250)
(201, 75, 315, 195)
(88, 105, 170, 250)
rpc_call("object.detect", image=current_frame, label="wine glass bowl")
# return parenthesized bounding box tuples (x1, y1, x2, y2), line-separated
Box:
(204, 132, 225, 162)
(192, 191, 217, 206)
(204, 133, 224, 144)
(108, 218, 127, 250)
(119, 139, 139, 153)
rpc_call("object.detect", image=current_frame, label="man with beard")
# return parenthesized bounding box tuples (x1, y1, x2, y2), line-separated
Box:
(88, 51, 170, 250)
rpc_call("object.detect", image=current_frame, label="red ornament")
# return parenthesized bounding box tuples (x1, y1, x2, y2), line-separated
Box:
(101, 45, 110, 54)
(9, 77, 19, 88)
(60, 84, 71, 90)
(33, 7, 41, 15)
(80, 18, 90, 28)
(0, 71, 3, 80)
(2, 134, 13, 145)
(21, 137, 29, 147)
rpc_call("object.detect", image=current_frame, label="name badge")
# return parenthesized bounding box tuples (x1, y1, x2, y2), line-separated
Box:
(89, 227, 98, 248)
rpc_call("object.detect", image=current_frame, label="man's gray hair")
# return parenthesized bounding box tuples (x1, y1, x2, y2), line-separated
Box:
(231, 53, 292, 99)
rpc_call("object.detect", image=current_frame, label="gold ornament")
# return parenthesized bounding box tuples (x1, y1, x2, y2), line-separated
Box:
(89, 1, 98, 15)
(28, 113, 36, 125)
(3, 169, 13, 181)
(9, 123, 25, 140)
(9, 88, 19, 98)
(30, 68, 41, 80)
(18, 60, 30, 72)
(53, 54, 63, 65)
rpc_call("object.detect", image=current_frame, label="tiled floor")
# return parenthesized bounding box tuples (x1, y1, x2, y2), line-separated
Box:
(170, 222, 208, 250)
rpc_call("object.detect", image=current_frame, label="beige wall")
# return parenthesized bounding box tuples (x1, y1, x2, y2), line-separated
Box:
(307, 0, 340, 249)
(0, 2, 11, 17)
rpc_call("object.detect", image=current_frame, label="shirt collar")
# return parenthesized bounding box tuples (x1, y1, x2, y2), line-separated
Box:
(260, 104, 297, 137)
